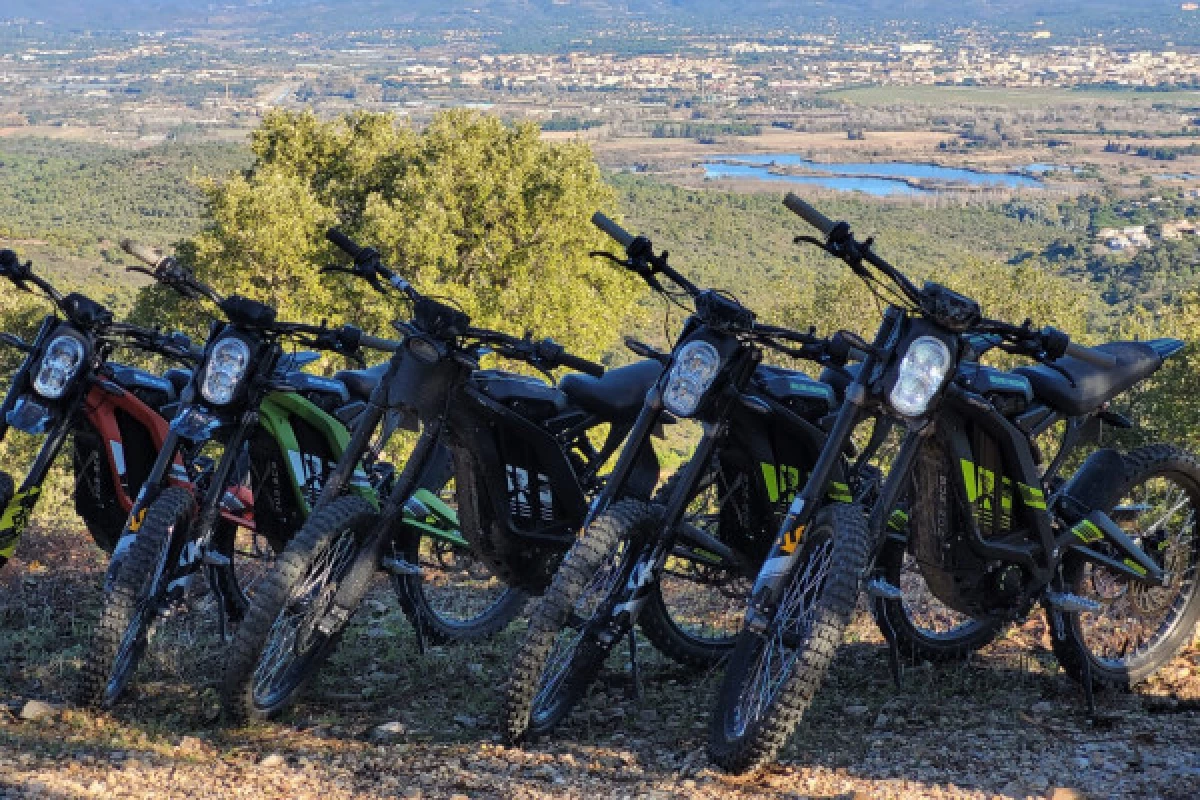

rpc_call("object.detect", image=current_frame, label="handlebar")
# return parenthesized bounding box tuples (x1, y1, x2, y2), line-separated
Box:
(119, 238, 166, 269)
(591, 212, 636, 250)
(120, 238, 224, 305)
(783, 193, 837, 239)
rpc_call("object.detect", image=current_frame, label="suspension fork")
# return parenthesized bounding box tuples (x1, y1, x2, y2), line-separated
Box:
(584, 388, 665, 527)
(743, 335, 895, 631)
(604, 422, 724, 635)
(109, 428, 185, 569)
(324, 419, 447, 615)
(315, 387, 390, 508)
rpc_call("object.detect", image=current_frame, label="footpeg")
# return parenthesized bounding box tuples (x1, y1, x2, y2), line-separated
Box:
(866, 577, 903, 600)
(381, 557, 422, 577)
(316, 605, 351, 636)
(1045, 590, 1103, 614)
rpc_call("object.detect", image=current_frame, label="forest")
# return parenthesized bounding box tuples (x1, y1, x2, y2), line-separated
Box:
(2, 114, 1200, 483)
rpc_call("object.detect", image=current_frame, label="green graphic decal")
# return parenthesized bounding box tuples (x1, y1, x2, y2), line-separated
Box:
(0, 487, 43, 565)
(1071, 519, 1105, 544)
(761, 463, 802, 504)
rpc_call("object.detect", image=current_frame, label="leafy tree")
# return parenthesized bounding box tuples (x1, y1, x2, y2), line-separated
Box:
(132, 109, 643, 362)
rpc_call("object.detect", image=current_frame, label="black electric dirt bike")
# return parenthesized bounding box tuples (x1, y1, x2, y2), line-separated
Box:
(77, 241, 400, 708)
(501, 213, 882, 742)
(0, 249, 198, 569)
(709, 193, 1197, 773)
(219, 228, 662, 722)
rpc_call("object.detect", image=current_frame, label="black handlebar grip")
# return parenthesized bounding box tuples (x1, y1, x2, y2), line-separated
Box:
(558, 351, 604, 378)
(783, 193, 837, 238)
(591, 212, 635, 250)
(359, 334, 401, 353)
(120, 239, 163, 268)
(326, 228, 364, 259)
(1064, 341, 1119, 369)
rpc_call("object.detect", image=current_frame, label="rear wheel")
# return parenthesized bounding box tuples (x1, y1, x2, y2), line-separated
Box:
(394, 530, 527, 645)
(871, 535, 1005, 663)
(1050, 444, 1200, 689)
(503, 500, 651, 743)
(221, 496, 379, 723)
(638, 468, 753, 667)
(709, 503, 869, 774)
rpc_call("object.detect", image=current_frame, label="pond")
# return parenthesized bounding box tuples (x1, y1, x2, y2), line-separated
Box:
(702, 154, 1044, 195)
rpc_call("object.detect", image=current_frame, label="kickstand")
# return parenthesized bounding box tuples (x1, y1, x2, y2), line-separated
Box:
(878, 605, 903, 689)
(413, 614, 428, 656)
(1081, 653, 1097, 721)
(625, 627, 642, 701)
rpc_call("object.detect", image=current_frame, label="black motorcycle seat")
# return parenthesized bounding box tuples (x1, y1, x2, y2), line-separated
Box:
(559, 359, 662, 422)
(1013, 340, 1169, 417)
(473, 370, 568, 418)
(109, 364, 175, 400)
(333, 362, 389, 401)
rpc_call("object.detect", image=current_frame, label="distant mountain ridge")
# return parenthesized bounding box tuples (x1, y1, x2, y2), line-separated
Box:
(0, 0, 1189, 37)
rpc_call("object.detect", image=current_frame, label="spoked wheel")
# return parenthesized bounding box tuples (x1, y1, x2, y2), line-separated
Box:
(395, 531, 527, 645)
(640, 468, 754, 667)
(709, 502, 869, 774)
(503, 500, 652, 743)
(871, 536, 1005, 663)
(221, 496, 378, 723)
(1050, 444, 1200, 689)
(77, 487, 194, 707)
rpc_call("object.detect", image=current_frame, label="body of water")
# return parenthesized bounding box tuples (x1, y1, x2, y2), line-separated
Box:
(702, 154, 1043, 195)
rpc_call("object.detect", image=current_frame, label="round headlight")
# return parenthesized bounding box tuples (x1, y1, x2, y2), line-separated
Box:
(662, 340, 721, 418)
(889, 336, 952, 418)
(32, 334, 86, 399)
(201, 337, 252, 405)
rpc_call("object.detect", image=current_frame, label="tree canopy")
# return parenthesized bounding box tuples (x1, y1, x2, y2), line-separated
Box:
(132, 109, 644, 362)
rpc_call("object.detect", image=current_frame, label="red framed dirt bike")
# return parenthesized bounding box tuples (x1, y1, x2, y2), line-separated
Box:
(0, 248, 201, 569)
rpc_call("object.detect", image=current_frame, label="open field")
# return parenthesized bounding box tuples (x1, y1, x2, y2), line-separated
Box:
(824, 86, 1200, 110)
(2, 525, 1198, 800)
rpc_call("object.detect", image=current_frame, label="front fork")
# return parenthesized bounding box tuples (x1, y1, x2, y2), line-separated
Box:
(597, 422, 722, 645)
(323, 418, 447, 622)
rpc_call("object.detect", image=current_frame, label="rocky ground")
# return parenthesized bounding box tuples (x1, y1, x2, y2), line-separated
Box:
(2, 526, 1197, 800)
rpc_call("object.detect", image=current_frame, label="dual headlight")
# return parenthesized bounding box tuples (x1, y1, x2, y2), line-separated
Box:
(662, 340, 721, 418)
(32, 333, 87, 399)
(200, 336, 252, 405)
(888, 335, 953, 418)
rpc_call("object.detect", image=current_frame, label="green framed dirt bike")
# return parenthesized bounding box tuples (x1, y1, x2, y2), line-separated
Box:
(75, 241, 457, 707)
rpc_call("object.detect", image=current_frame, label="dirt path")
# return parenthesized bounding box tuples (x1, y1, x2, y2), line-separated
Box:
(2, 527, 1197, 799)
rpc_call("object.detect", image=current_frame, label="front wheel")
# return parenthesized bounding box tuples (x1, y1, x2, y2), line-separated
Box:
(709, 502, 869, 774)
(76, 487, 194, 707)
(1049, 444, 1200, 689)
(502, 500, 653, 743)
(220, 496, 379, 723)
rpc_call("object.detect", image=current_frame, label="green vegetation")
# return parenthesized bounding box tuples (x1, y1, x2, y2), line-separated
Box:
(131, 110, 643, 364)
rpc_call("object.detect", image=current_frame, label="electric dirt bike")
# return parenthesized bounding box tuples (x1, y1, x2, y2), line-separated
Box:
(0, 249, 198, 570)
(708, 193, 1197, 773)
(76, 241, 401, 708)
(219, 228, 661, 722)
(501, 213, 881, 742)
